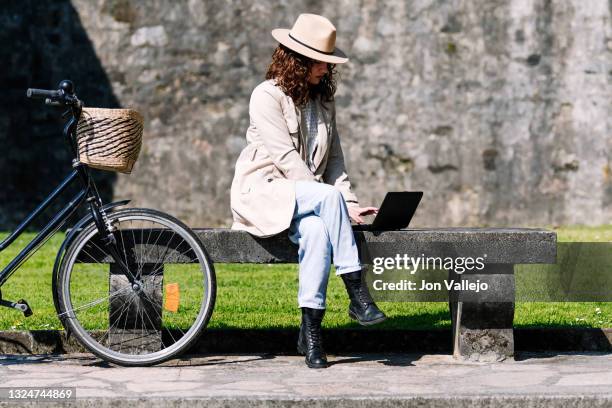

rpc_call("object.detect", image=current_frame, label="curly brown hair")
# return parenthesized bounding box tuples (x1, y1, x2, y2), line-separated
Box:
(265, 44, 338, 109)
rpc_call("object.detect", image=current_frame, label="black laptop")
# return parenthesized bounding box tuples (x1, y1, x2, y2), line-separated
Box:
(351, 192, 423, 231)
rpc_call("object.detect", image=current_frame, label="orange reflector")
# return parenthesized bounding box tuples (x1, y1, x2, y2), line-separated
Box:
(164, 283, 180, 312)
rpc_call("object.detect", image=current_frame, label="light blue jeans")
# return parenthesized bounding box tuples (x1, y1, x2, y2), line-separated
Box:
(288, 180, 363, 309)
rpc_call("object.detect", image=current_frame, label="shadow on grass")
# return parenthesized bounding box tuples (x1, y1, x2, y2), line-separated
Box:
(336, 308, 452, 330)
(209, 308, 453, 331)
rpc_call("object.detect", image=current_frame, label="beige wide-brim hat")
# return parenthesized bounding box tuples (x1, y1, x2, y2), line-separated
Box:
(271, 13, 349, 64)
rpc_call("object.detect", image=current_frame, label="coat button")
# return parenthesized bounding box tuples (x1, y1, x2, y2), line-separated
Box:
(267, 178, 273, 182)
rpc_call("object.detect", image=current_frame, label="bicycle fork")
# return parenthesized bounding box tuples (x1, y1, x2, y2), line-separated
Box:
(88, 198, 141, 288)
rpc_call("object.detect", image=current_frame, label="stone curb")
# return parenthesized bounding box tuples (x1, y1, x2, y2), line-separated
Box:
(0, 328, 610, 355)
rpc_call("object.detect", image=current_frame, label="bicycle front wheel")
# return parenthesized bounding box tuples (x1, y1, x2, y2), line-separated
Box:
(56, 208, 216, 366)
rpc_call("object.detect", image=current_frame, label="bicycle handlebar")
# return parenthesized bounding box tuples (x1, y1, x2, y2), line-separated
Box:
(25, 80, 83, 159)
(26, 88, 61, 99)
(26, 80, 82, 108)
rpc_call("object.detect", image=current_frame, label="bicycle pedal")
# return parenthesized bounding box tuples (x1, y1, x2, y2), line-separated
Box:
(17, 299, 33, 317)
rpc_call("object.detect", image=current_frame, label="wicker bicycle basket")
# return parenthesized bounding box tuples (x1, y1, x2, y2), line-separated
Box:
(76, 107, 144, 174)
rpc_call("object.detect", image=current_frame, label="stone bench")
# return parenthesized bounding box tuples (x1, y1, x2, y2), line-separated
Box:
(83, 227, 557, 361)
(196, 227, 557, 361)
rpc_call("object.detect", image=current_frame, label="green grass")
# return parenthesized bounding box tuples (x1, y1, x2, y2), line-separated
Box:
(0, 227, 610, 330)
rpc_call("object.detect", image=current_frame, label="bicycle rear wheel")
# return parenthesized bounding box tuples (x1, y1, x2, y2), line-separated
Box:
(56, 208, 216, 366)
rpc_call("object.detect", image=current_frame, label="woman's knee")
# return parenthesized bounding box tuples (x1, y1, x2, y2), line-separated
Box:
(296, 216, 332, 261)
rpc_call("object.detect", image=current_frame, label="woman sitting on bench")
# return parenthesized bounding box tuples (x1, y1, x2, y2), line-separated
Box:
(230, 13, 387, 369)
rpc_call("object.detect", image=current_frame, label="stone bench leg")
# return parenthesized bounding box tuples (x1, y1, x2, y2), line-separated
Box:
(448, 263, 515, 362)
(109, 263, 163, 354)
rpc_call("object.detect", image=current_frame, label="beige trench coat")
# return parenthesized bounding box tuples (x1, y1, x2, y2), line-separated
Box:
(230, 79, 360, 237)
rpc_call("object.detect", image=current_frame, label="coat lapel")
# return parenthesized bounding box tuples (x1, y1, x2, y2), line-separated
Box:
(290, 99, 305, 161)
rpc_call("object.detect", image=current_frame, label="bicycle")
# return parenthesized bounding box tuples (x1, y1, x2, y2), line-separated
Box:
(0, 80, 216, 366)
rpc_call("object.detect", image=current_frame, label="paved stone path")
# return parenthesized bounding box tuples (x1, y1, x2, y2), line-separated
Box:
(0, 352, 611, 407)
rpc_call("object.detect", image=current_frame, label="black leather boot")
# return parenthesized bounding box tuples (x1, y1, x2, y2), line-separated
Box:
(297, 307, 328, 368)
(341, 270, 387, 325)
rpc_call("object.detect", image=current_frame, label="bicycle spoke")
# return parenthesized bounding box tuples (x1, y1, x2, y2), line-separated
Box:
(105, 291, 138, 350)
(129, 221, 142, 279)
(137, 293, 168, 349)
(139, 226, 144, 279)
(59, 285, 132, 318)
(116, 221, 132, 272)
(87, 237, 137, 282)
(96, 292, 138, 348)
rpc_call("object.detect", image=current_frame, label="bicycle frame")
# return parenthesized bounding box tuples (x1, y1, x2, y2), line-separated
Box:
(0, 168, 89, 287)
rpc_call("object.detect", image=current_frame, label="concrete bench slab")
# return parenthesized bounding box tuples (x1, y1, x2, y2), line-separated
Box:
(195, 227, 556, 362)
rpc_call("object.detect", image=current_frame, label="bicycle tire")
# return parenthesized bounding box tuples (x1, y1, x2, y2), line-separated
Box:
(55, 208, 216, 366)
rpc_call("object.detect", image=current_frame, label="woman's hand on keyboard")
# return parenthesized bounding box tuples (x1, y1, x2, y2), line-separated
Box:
(348, 206, 379, 224)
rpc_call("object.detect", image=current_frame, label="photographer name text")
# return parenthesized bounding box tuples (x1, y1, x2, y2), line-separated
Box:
(372, 279, 489, 292)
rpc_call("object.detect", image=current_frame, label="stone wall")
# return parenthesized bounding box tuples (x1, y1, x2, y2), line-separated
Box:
(2, 0, 611, 229)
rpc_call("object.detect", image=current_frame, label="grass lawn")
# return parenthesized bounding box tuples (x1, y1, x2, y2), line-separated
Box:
(0, 226, 610, 331)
